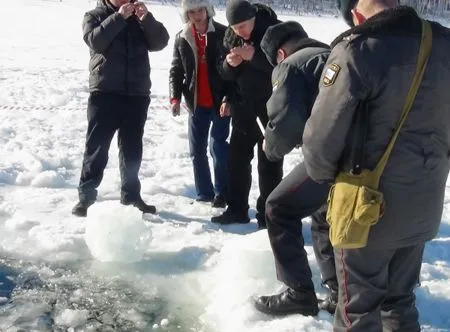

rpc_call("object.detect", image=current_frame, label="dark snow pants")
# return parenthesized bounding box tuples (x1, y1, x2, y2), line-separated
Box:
(78, 92, 149, 203)
(333, 243, 424, 332)
(227, 127, 283, 222)
(265, 162, 335, 291)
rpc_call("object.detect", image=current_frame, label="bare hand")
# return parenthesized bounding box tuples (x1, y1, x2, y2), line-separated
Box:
(231, 44, 255, 61)
(171, 102, 181, 117)
(134, 2, 149, 21)
(219, 102, 231, 117)
(226, 52, 243, 67)
(118, 3, 135, 19)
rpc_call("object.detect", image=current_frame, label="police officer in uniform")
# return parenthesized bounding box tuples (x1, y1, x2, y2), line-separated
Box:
(252, 21, 337, 317)
(303, 0, 450, 330)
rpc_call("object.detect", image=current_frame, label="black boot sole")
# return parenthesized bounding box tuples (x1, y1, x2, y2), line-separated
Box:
(211, 202, 227, 208)
(211, 219, 250, 225)
(120, 200, 156, 214)
(254, 301, 319, 317)
(72, 209, 87, 217)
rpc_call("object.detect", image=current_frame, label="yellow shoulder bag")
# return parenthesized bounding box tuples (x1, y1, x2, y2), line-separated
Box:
(327, 20, 433, 249)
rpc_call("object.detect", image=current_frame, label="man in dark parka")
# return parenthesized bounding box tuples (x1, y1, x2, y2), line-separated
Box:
(303, 0, 450, 330)
(211, 0, 283, 229)
(253, 21, 337, 317)
(73, 0, 169, 217)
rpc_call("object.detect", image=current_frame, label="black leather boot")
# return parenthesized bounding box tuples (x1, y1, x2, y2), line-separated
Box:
(255, 212, 267, 229)
(72, 200, 95, 217)
(121, 197, 156, 214)
(211, 208, 249, 225)
(254, 288, 319, 316)
(211, 194, 227, 208)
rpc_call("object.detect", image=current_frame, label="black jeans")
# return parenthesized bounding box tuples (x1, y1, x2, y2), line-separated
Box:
(227, 128, 283, 220)
(78, 92, 149, 203)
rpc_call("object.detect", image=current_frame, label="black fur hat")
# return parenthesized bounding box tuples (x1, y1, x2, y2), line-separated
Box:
(261, 21, 308, 67)
(338, 0, 359, 26)
(226, 0, 256, 25)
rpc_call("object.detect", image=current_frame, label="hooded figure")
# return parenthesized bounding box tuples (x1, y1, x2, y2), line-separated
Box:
(180, 0, 215, 23)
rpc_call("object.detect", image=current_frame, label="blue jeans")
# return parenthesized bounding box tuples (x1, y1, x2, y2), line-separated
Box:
(188, 107, 230, 199)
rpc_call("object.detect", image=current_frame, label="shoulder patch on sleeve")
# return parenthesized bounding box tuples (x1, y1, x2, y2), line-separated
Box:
(322, 63, 341, 87)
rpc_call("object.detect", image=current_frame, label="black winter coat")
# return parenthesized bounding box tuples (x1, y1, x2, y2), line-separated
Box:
(264, 39, 330, 161)
(169, 20, 229, 113)
(82, 0, 169, 96)
(222, 4, 280, 134)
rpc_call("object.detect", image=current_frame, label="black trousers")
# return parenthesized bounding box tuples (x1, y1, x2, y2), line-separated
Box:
(266, 162, 335, 290)
(333, 244, 424, 332)
(227, 128, 283, 220)
(78, 92, 149, 203)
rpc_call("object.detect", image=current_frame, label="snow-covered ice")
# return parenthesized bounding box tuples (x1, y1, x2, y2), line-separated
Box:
(0, 0, 449, 331)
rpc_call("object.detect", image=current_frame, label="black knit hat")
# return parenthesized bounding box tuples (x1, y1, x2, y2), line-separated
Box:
(261, 21, 308, 67)
(338, 0, 359, 26)
(226, 0, 256, 25)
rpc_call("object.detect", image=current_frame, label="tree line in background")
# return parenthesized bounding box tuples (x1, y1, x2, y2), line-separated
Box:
(152, 0, 450, 18)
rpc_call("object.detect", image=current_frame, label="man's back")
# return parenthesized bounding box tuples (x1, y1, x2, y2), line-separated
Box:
(264, 43, 329, 161)
(281, 45, 330, 116)
(362, 19, 450, 247)
(302, 4, 449, 331)
(304, 7, 450, 248)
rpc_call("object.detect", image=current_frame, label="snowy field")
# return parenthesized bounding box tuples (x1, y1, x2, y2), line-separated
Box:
(0, 0, 449, 331)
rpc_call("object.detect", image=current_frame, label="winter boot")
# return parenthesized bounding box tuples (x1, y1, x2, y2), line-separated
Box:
(195, 195, 214, 203)
(254, 288, 319, 316)
(255, 212, 267, 229)
(211, 208, 249, 225)
(211, 194, 227, 208)
(121, 197, 156, 214)
(72, 200, 95, 217)
(318, 279, 338, 315)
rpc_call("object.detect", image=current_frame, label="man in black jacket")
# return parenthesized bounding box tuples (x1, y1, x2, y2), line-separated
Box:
(253, 21, 337, 317)
(72, 0, 169, 217)
(169, 0, 230, 208)
(211, 0, 283, 228)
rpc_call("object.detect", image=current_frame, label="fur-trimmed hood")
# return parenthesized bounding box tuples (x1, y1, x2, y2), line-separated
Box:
(331, 6, 448, 48)
(180, 0, 215, 24)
